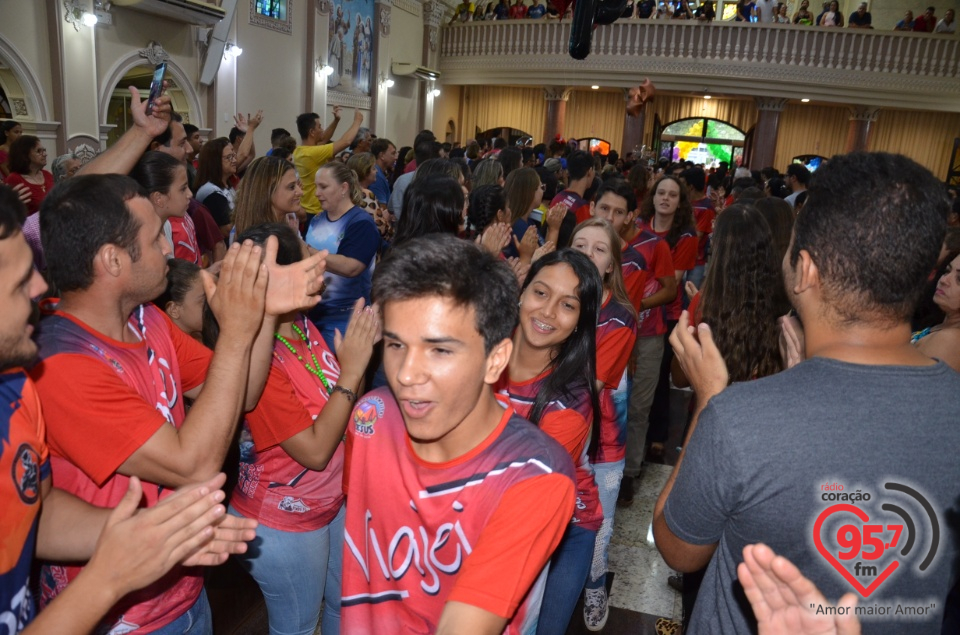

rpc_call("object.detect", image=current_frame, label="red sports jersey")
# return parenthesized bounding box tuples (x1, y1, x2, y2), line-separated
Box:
(595, 298, 637, 465)
(627, 228, 675, 337)
(31, 303, 210, 634)
(691, 198, 716, 267)
(170, 214, 201, 265)
(233, 319, 345, 531)
(638, 220, 696, 323)
(496, 371, 603, 531)
(619, 244, 648, 313)
(0, 370, 49, 632)
(551, 191, 590, 224)
(341, 388, 575, 634)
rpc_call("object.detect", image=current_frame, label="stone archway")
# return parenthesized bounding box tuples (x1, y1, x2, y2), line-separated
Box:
(0, 34, 52, 122)
(98, 43, 204, 135)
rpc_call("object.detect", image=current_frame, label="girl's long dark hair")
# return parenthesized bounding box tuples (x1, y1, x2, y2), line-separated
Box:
(638, 175, 695, 248)
(520, 248, 603, 460)
(699, 204, 784, 382)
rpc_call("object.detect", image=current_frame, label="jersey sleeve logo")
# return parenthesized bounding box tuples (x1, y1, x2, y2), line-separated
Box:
(12, 443, 40, 504)
(353, 396, 384, 438)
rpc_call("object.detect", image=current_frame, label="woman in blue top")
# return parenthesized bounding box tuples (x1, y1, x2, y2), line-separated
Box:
(305, 161, 381, 349)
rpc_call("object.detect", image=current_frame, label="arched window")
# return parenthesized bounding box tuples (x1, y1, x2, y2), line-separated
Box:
(659, 117, 746, 167)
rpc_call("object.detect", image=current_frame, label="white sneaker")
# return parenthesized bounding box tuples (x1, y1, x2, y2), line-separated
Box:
(583, 586, 609, 631)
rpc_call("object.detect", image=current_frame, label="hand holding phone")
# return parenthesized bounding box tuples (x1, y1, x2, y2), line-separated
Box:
(145, 63, 167, 116)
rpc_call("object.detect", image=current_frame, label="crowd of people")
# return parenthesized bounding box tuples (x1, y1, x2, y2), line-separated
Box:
(446, 0, 957, 29)
(1, 75, 959, 635)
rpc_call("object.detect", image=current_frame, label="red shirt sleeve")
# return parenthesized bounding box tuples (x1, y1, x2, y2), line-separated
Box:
(30, 355, 167, 487)
(695, 208, 715, 235)
(447, 473, 574, 617)
(245, 364, 315, 451)
(159, 310, 212, 392)
(652, 239, 675, 281)
(623, 268, 648, 310)
(538, 408, 589, 464)
(672, 235, 697, 271)
(597, 326, 636, 388)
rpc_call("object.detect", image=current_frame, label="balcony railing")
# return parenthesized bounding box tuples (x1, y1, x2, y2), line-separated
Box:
(439, 21, 960, 110)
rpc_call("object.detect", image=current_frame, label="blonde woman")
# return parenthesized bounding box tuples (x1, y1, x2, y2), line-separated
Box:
(232, 156, 303, 238)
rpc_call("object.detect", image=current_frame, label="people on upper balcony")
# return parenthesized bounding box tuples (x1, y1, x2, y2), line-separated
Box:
(494, 0, 510, 19)
(913, 5, 937, 31)
(694, 0, 716, 21)
(508, 0, 528, 18)
(816, 0, 843, 26)
(668, 0, 693, 19)
(753, 0, 777, 23)
(635, 0, 656, 17)
(450, 0, 475, 22)
(734, 0, 755, 21)
(528, 0, 548, 18)
(793, 0, 814, 24)
(847, 1, 872, 28)
(935, 8, 955, 32)
(775, 3, 791, 23)
(894, 9, 915, 29)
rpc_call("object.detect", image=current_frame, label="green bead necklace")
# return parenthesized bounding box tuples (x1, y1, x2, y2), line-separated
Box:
(274, 320, 333, 395)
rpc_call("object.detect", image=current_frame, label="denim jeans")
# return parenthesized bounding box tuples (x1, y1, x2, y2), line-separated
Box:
(586, 459, 624, 589)
(229, 504, 345, 635)
(535, 524, 598, 635)
(153, 589, 212, 635)
(311, 306, 355, 352)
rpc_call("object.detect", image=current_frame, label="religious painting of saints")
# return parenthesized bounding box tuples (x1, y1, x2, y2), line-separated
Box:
(328, 0, 375, 96)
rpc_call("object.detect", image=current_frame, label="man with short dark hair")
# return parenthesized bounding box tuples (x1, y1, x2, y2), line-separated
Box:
(913, 5, 937, 31)
(655, 152, 960, 634)
(294, 106, 363, 218)
(784, 163, 811, 208)
(0, 186, 255, 635)
(550, 150, 596, 247)
(341, 235, 575, 633)
(403, 130, 437, 174)
(680, 167, 714, 291)
(369, 137, 397, 204)
(31, 174, 326, 633)
(847, 1, 872, 27)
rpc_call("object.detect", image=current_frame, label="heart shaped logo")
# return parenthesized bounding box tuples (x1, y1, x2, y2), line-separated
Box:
(813, 503, 899, 597)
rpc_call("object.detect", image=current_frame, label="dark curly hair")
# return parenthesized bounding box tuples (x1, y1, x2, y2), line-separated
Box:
(638, 176, 695, 248)
(699, 204, 784, 382)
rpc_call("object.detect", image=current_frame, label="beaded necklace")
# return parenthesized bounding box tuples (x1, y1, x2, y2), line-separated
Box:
(274, 319, 333, 394)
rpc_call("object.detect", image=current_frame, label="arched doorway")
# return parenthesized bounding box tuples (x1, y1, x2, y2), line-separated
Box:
(100, 51, 201, 148)
(659, 117, 746, 168)
(576, 137, 611, 156)
(0, 35, 52, 122)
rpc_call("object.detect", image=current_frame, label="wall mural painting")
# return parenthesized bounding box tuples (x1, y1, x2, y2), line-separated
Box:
(328, 0, 374, 96)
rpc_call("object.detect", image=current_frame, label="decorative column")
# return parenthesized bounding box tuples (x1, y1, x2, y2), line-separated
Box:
(751, 97, 788, 170)
(543, 87, 571, 144)
(50, 0, 101, 154)
(313, 0, 332, 114)
(372, 0, 392, 135)
(621, 88, 646, 157)
(419, 0, 445, 132)
(845, 106, 880, 153)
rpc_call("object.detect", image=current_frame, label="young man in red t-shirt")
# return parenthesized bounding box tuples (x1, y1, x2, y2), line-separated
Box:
(341, 234, 576, 634)
(29, 174, 325, 633)
(589, 179, 676, 506)
(680, 167, 715, 294)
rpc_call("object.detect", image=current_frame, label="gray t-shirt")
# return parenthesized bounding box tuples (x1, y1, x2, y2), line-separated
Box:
(664, 357, 960, 634)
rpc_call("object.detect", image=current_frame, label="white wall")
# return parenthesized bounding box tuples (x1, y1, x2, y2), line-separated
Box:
(384, 7, 424, 145)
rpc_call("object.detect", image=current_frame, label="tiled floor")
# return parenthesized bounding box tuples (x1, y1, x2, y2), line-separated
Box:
(209, 388, 693, 635)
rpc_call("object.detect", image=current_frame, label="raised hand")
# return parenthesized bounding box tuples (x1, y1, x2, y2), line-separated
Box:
(246, 110, 264, 131)
(233, 112, 248, 133)
(332, 105, 343, 119)
(201, 240, 268, 343)
(262, 236, 327, 316)
(669, 310, 729, 406)
(545, 203, 566, 231)
(333, 297, 381, 381)
(478, 222, 512, 255)
(532, 240, 555, 263)
(507, 256, 531, 286)
(85, 473, 253, 598)
(739, 543, 860, 635)
(778, 314, 806, 369)
(514, 226, 540, 264)
(129, 83, 172, 139)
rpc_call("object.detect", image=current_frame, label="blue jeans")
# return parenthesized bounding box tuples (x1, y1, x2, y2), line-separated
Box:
(153, 589, 212, 635)
(586, 459, 624, 590)
(311, 306, 355, 352)
(229, 504, 345, 635)
(535, 524, 598, 635)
